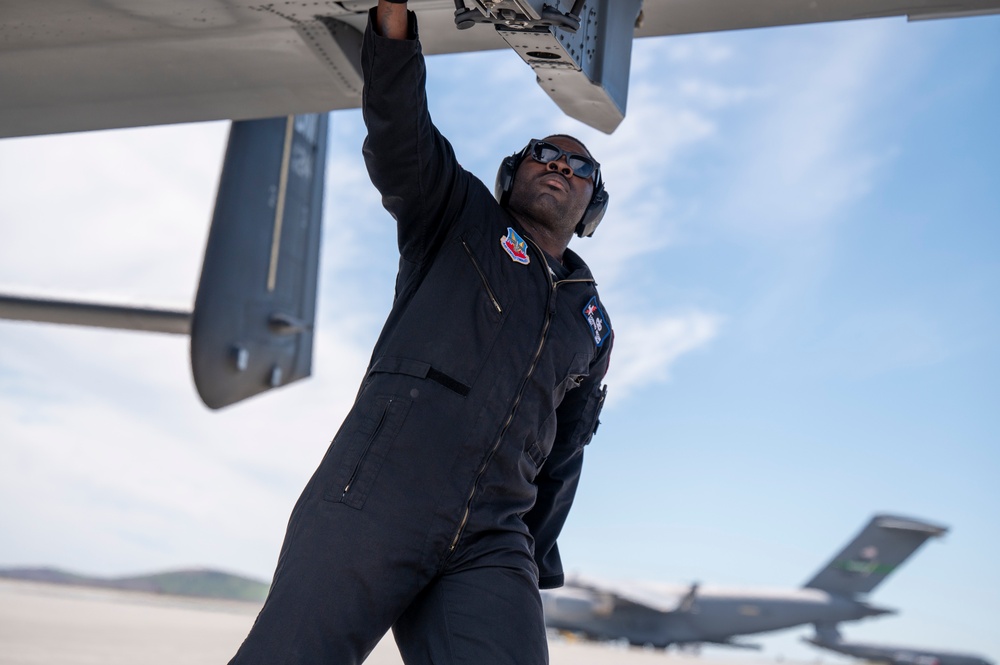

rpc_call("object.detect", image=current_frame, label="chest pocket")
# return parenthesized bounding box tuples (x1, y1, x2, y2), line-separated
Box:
(385, 230, 512, 392)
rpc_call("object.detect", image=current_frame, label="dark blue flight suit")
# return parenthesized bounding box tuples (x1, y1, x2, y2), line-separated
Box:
(229, 9, 612, 664)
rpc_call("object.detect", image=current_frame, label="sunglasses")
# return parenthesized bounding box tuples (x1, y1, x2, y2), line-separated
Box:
(528, 139, 599, 179)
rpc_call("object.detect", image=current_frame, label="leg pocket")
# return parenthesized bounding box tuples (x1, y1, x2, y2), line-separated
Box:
(325, 395, 411, 510)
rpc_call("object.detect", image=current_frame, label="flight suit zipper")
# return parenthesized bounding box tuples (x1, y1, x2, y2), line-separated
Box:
(448, 240, 593, 553)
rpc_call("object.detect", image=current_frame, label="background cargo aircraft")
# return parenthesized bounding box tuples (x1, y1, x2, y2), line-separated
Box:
(2, 0, 999, 408)
(805, 624, 995, 665)
(541, 514, 947, 649)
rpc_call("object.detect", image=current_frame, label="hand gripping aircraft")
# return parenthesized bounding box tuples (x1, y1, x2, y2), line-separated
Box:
(805, 624, 995, 665)
(2, 1, 999, 408)
(541, 514, 947, 649)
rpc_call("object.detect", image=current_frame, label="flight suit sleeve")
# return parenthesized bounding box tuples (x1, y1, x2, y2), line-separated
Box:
(524, 331, 613, 589)
(360, 8, 473, 267)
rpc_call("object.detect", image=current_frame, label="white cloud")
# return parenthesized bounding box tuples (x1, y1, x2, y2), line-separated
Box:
(714, 23, 897, 235)
(632, 34, 733, 67)
(577, 92, 715, 285)
(677, 78, 758, 109)
(605, 311, 722, 402)
(0, 123, 228, 304)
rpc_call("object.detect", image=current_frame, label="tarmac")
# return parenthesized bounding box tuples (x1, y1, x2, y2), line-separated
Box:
(0, 578, 782, 665)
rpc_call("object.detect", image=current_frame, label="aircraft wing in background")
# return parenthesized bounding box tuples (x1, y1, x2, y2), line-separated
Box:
(5, 0, 1000, 139)
(805, 624, 996, 665)
(552, 575, 690, 614)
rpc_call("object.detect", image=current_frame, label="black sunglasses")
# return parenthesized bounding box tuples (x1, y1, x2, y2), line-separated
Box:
(528, 139, 599, 179)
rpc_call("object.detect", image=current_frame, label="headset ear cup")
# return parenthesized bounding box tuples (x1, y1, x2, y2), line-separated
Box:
(576, 186, 609, 238)
(495, 154, 520, 206)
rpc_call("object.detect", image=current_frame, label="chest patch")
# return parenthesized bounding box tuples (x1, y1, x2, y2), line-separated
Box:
(500, 227, 530, 265)
(582, 296, 610, 347)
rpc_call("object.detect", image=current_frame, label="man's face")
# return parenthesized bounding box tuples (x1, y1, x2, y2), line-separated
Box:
(506, 136, 596, 237)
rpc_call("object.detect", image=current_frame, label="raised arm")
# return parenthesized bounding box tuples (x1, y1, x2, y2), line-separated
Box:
(376, 0, 409, 40)
(361, 3, 472, 266)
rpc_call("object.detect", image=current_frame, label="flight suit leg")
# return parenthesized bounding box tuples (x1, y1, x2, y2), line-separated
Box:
(392, 563, 548, 665)
(227, 491, 428, 664)
(228, 423, 443, 665)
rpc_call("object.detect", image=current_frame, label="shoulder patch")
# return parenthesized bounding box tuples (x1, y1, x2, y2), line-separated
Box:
(500, 227, 530, 265)
(582, 296, 610, 347)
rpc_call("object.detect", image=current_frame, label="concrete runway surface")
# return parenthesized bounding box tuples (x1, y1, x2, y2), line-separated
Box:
(0, 578, 780, 665)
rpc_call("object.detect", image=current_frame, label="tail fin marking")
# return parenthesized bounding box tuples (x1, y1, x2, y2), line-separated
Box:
(803, 514, 947, 597)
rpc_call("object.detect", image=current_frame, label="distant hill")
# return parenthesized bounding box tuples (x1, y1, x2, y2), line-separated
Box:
(0, 566, 269, 602)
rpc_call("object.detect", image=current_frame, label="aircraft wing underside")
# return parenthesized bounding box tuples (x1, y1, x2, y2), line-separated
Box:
(4, 0, 1000, 139)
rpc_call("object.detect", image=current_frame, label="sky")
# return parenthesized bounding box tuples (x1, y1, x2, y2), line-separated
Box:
(1, 10, 998, 664)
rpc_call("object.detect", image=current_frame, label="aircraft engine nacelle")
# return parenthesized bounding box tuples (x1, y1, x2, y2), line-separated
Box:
(455, 0, 643, 134)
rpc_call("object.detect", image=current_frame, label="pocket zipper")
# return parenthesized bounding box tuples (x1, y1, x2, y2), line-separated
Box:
(342, 398, 392, 497)
(462, 240, 502, 314)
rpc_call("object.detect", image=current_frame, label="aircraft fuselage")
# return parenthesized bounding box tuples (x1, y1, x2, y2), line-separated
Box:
(542, 584, 890, 647)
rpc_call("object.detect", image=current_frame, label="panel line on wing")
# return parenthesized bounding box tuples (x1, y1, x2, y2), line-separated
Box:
(268, 115, 295, 292)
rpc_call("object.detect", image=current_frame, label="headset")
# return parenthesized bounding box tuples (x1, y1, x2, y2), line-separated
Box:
(494, 139, 609, 238)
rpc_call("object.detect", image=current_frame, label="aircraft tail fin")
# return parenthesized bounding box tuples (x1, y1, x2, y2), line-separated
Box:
(190, 113, 328, 409)
(803, 514, 947, 597)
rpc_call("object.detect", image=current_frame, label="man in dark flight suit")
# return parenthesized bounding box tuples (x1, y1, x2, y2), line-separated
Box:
(229, 1, 613, 663)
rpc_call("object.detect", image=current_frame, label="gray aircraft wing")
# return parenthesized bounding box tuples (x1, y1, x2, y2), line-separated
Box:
(805, 625, 996, 665)
(565, 575, 690, 613)
(5, 0, 1000, 139)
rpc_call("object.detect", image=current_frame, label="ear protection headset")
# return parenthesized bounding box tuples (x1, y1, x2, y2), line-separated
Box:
(494, 140, 609, 238)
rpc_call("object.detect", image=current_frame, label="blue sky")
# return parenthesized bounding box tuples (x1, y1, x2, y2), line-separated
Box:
(1, 11, 998, 663)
